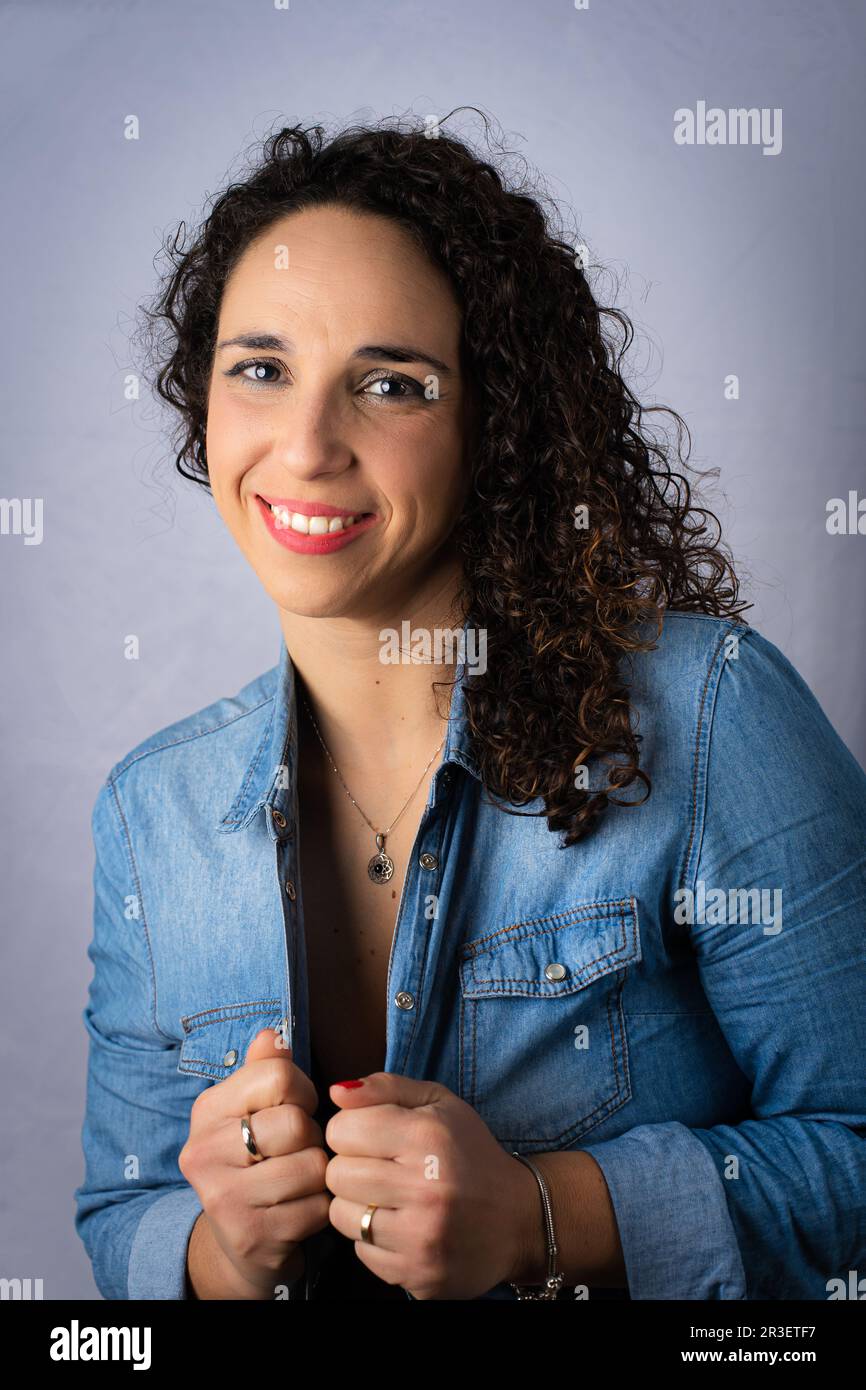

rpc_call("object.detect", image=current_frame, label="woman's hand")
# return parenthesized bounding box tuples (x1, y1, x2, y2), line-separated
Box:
(179, 1027, 331, 1298)
(324, 1073, 541, 1300)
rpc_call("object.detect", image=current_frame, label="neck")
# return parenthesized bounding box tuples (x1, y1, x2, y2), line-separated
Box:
(281, 571, 465, 789)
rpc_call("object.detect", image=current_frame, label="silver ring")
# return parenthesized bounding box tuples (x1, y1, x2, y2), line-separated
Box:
(241, 1113, 264, 1162)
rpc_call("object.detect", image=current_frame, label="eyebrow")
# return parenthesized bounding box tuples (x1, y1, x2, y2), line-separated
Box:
(216, 331, 453, 375)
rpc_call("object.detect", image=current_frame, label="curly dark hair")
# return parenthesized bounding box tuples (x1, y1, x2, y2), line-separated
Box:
(137, 107, 750, 847)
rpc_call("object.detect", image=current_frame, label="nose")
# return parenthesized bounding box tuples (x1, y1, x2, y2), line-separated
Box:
(270, 386, 354, 484)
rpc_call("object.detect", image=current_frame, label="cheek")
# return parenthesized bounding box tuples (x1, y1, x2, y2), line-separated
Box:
(424, 445, 468, 530)
(206, 391, 234, 448)
(386, 422, 466, 509)
(205, 404, 248, 500)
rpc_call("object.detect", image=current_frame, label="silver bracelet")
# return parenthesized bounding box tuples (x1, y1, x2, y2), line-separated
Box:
(508, 1152, 565, 1300)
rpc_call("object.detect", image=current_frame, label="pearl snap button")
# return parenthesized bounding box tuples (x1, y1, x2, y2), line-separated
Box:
(544, 963, 567, 982)
(223, 1050, 238, 1066)
(419, 852, 438, 870)
(394, 991, 415, 1010)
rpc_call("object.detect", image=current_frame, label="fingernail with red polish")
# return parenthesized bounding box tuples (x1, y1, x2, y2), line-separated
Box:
(334, 1079, 364, 1088)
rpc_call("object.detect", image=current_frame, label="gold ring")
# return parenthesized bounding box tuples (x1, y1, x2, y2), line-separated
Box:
(360, 1203, 377, 1243)
(241, 1113, 264, 1162)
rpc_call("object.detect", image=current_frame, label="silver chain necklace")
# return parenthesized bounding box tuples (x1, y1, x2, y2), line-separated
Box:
(301, 694, 446, 884)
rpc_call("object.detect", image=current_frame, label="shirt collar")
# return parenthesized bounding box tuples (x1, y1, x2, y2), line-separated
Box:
(216, 617, 482, 834)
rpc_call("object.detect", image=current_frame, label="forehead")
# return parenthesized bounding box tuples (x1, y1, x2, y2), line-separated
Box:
(219, 205, 460, 335)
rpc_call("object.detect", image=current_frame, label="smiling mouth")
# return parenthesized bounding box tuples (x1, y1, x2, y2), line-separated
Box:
(258, 497, 373, 535)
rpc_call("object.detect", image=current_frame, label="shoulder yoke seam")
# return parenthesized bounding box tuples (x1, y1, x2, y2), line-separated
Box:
(107, 690, 276, 784)
(679, 622, 758, 891)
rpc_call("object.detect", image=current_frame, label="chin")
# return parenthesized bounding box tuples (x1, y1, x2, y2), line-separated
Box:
(267, 585, 363, 621)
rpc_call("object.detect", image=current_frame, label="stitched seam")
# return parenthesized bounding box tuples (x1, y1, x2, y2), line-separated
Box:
(469, 999, 477, 1106)
(275, 840, 294, 1048)
(405, 844, 446, 1066)
(463, 1005, 630, 1147)
(624, 1010, 714, 1016)
(503, 1058, 634, 1149)
(471, 998, 477, 1105)
(617, 980, 631, 1102)
(548, 1082, 634, 1148)
(223, 699, 278, 824)
(605, 979, 621, 1092)
(180, 1006, 283, 1067)
(465, 905, 637, 988)
(398, 920, 434, 1075)
(181, 1000, 282, 1030)
(679, 627, 740, 892)
(498, 1040, 632, 1148)
(686, 627, 757, 900)
(106, 777, 174, 1045)
(180, 1061, 235, 1072)
(467, 973, 620, 990)
(661, 610, 752, 628)
(460, 915, 639, 1148)
(110, 692, 275, 781)
(390, 803, 447, 1074)
(469, 1000, 478, 1106)
(461, 898, 633, 955)
(468, 956, 625, 988)
(182, 1059, 230, 1067)
(609, 971, 631, 1099)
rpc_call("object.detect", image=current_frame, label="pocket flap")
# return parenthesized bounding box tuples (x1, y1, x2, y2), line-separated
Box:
(459, 897, 640, 999)
(179, 999, 285, 1080)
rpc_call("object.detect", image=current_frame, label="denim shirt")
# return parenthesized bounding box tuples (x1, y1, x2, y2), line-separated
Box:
(73, 611, 866, 1300)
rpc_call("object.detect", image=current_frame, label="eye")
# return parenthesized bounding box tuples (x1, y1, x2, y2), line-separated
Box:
(223, 358, 284, 388)
(362, 371, 426, 402)
(222, 360, 428, 399)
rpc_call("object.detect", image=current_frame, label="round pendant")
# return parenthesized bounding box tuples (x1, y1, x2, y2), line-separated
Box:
(368, 850, 394, 884)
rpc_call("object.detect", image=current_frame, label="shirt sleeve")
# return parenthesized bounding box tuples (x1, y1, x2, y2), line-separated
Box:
(73, 776, 208, 1299)
(582, 624, 866, 1299)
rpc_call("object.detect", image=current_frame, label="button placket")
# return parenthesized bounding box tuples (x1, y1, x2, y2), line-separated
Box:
(274, 808, 301, 1069)
(384, 818, 446, 1069)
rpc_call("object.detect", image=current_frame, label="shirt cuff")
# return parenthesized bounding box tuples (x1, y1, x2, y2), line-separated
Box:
(583, 1121, 747, 1299)
(128, 1185, 204, 1299)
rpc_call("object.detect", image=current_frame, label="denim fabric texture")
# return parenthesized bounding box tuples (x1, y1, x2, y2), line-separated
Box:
(73, 611, 866, 1300)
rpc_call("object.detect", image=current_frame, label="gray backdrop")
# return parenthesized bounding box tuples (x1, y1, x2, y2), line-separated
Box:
(1, 0, 864, 1298)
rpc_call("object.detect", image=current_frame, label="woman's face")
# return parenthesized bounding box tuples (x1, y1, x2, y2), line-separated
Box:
(205, 204, 471, 620)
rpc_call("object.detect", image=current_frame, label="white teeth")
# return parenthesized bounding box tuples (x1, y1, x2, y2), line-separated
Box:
(268, 502, 360, 534)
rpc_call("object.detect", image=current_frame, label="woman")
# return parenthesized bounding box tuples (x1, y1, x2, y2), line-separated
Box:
(74, 113, 866, 1301)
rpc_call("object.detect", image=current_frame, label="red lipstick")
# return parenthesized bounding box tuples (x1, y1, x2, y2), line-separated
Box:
(255, 494, 378, 555)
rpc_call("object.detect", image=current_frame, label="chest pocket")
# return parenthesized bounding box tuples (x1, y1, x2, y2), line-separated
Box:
(458, 898, 640, 1150)
(178, 1000, 286, 1081)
